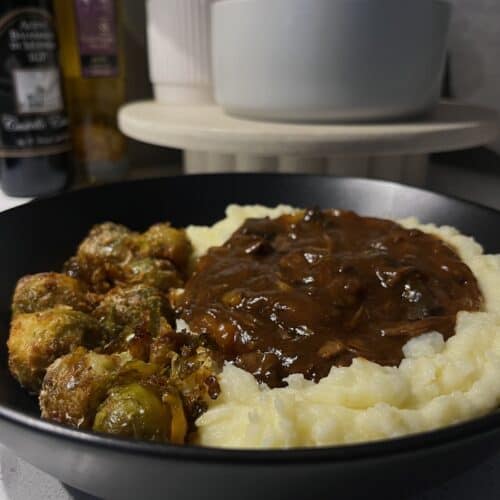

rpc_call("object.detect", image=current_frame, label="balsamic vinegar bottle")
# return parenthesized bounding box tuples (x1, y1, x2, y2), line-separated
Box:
(0, 0, 72, 197)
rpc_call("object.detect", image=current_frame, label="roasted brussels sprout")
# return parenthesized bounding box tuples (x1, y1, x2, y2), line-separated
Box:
(40, 347, 122, 428)
(171, 343, 221, 425)
(120, 258, 183, 292)
(8, 306, 101, 393)
(105, 358, 188, 443)
(78, 222, 139, 265)
(92, 284, 172, 360)
(93, 382, 171, 442)
(138, 223, 192, 271)
(12, 272, 91, 316)
(150, 329, 222, 426)
(65, 223, 140, 292)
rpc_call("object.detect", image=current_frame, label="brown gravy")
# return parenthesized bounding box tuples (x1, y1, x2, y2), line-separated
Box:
(180, 210, 483, 387)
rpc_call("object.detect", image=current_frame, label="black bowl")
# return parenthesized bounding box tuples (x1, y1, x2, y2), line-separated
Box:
(1, 174, 500, 500)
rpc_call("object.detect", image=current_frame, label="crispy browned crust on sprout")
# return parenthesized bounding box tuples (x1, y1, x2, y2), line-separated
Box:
(92, 284, 172, 360)
(8, 307, 101, 393)
(40, 348, 123, 428)
(138, 223, 192, 271)
(12, 273, 91, 316)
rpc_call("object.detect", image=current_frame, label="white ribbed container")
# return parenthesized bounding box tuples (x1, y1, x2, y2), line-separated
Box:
(146, 0, 215, 104)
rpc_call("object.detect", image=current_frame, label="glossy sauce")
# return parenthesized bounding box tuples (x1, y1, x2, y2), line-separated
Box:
(180, 210, 483, 387)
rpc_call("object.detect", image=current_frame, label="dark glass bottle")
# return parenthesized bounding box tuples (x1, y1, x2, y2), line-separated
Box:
(0, 0, 72, 197)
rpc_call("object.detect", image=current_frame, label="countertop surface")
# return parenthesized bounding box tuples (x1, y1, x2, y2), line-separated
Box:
(1, 156, 500, 499)
(0, 193, 31, 213)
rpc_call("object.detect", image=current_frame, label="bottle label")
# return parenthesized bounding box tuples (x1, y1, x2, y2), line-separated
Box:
(0, 8, 70, 158)
(13, 67, 63, 114)
(74, 0, 119, 78)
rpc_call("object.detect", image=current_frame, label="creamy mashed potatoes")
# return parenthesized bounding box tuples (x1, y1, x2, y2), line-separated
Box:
(187, 205, 500, 449)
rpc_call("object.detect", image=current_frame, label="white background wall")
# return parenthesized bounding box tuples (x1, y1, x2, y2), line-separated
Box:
(449, 0, 500, 153)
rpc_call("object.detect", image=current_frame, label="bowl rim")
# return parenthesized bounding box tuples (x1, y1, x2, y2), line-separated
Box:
(1, 399, 500, 464)
(1, 173, 499, 464)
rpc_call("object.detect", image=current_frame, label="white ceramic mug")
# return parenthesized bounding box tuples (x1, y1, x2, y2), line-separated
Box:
(147, 0, 216, 104)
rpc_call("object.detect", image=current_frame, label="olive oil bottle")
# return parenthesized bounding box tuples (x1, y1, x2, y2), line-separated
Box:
(54, 0, 127, 182)
(0, 0, 72, 197)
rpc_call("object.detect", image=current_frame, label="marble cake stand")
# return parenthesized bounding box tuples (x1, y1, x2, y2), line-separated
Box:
(118, 101, 499, 184)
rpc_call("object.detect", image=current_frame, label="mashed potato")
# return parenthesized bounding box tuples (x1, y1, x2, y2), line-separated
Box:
(187, 205, 500, 449)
